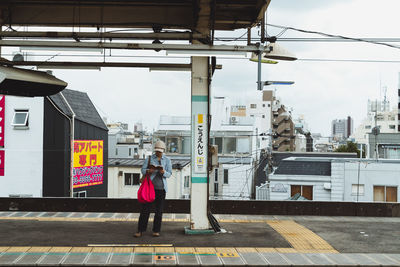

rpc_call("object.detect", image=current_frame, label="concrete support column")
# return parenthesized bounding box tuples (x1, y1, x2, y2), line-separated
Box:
(190, 56, 210, 230)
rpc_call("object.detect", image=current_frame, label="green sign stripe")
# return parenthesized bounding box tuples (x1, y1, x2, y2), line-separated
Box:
(191, 95, 208, 102)
(191, 177, 207, 183)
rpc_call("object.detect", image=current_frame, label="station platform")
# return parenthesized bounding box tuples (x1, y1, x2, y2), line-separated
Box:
(0, 211, 400, 266)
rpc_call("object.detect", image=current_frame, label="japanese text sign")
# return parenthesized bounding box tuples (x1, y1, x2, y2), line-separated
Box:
(194, 114, 207, 173)
(73, 140, 103, 188)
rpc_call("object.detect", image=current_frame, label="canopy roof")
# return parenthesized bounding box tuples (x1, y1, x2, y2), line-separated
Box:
(0, 0, 270, 31)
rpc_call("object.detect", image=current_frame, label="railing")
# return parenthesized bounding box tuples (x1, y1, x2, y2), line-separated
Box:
(256, 182, 269, 200)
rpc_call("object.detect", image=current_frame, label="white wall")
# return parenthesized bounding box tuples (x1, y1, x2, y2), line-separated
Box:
(220, 163, 252, 200)
(342, 161, 400, 202)
(269, 175, 331, 201)
(108, 165, 190, 199)
(0, 96, 44, 197)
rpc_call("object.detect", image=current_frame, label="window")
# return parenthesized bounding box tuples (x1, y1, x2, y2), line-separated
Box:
(129, 148, 132, 156)
(184, 176, 190, 188)
(291, 185, 313, 200)
(182, 137, 191, 154)
(236, 138, 250, 153)
(12, 109, 29, 128)
(250, 104, 257, 109)
(373, 186, 397, 202)
(223, 169, 229, 184)
(262, 115, 265, 118)
(214, 169, 218, 182)
(268, 104, 271, 107)
(262, 104, 265, 107)
(389, 125, 396, 129)
(73, 191, 87, 198)
(115, 148, 118, 156)
(124, 173, 140, 186)
(365, 125, 371, 129)
(215, 137, 223, 154)
(224, 137, 236, 154)
(167, 137, 179, 153)
(134, 147, 138, 154)
(351, 184, 364, 195)
(214, 183, 219, 195)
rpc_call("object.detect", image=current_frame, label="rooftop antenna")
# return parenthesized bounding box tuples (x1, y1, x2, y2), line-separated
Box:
(383, 86, 388, 104)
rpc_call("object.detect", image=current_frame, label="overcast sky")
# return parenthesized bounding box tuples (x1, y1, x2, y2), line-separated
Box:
(7, 0, 400, 136)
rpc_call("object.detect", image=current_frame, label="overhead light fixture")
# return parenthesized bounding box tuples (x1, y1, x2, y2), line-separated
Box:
(149, 67, 190, 72)
(264, 43, 297, 61)
(37, 65, 101, 70)
(166, 50, 248, 57)
(0, 65, 68, 97)
(249, 53, 278, 64)
(263, 81, 295, 86)
(19, 47, 103, 53)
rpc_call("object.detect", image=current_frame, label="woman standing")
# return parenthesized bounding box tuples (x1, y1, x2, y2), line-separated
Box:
(134, 140, 172, 237)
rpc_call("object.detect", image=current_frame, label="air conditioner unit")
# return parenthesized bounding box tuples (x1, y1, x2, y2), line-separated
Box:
(230, 116, 238, 124)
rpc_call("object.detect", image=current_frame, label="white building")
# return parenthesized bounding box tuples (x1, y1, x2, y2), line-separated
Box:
(108, 158, 191, 199)
(257, 157, 400, 202)
(352, 106, 398, 145)
(1, 96, 44, 197)
(0, 90, 108, 198)
(154, 112, 257, 200)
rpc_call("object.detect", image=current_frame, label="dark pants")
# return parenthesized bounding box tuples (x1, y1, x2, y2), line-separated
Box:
(138, 189, 166, 233)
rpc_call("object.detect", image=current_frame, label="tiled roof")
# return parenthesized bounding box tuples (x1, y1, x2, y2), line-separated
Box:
(274, 160, 331, 176)
(49, 89, 108, 130)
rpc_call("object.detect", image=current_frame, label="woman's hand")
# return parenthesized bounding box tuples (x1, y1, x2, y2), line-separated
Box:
(159, 169, 165, 175)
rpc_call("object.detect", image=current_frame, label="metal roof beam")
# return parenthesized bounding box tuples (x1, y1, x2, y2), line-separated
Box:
(0, 39, 265, 52)
(0, 31, 206, 41)
(8, 61, 223, 70)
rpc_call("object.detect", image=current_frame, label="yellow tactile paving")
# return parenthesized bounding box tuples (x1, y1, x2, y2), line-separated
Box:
(92, 247, 113, 253)
(236, 247, 257, 253)
(134, 247, 154, 253)
(275, 248, 298, 253)
(256, 247, 277, 253)
(175, 247, 195, 253)
(0, 247, 9, 252)
(70, 247, 93, 253)
(154, 247, 174, 253)
(215, 247, 237, 253)
(267, 220, 338, 253)
(27, 247, 51, 253)
(6, 247, 30, 252)
(234, 219, 250, 223)
(195, 247, 216, 254)
(113, 247, 133, 253)
(49, 247, 72, 253)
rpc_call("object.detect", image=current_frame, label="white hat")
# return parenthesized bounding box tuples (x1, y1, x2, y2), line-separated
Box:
(154, 140, 166, 152)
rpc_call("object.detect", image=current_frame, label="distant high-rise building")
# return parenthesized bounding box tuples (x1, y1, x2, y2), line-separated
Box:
(331, 116, 353, 140)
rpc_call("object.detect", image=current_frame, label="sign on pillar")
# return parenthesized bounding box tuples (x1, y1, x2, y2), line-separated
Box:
(190, 56, 210, 230)
(194, 114, 206, 173)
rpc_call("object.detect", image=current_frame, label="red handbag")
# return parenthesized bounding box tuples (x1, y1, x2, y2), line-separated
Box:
(137, 157, 155, 203)
(137, 175, 155, 203)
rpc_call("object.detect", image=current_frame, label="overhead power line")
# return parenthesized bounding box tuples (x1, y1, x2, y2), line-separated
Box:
(266, 23, 400, 50)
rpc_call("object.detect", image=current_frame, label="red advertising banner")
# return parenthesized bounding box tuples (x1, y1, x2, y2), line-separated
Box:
(0, 150, 4, 176)
(73, 140, 103, 188)
(0, 95, 4, 147)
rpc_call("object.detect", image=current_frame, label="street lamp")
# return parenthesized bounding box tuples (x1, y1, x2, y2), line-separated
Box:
(252, 37, 297, 91)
